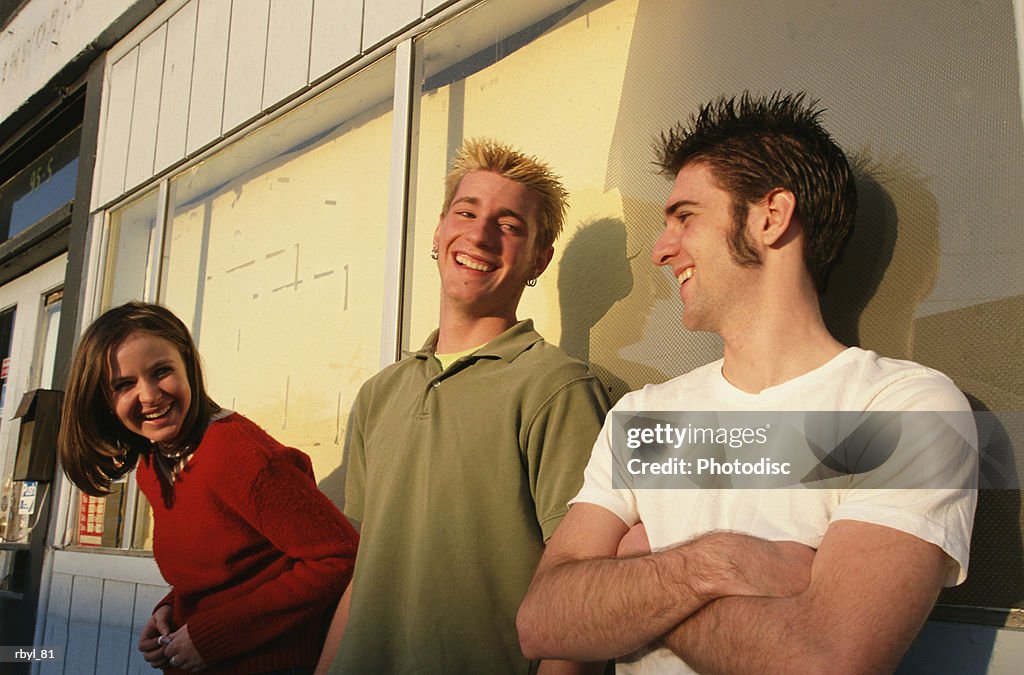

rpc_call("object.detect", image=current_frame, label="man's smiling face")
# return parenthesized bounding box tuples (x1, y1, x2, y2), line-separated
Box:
(652, 162, 759, 333)
(434, 170, 550, 319)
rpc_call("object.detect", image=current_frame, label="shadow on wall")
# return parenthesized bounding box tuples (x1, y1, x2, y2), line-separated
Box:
(820, 157, 900, 348)
(556, 196, 724, 405)
(557, 217, 634, 402)
(319, 455, 346, 514)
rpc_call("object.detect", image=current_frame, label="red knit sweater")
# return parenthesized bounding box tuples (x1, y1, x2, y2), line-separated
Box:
(136, 413, 357, 674)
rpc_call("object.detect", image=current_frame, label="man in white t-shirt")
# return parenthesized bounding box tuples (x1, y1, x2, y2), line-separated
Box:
(517, 92, 977, 673)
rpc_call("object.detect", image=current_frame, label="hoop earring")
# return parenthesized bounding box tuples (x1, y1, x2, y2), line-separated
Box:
(430, 245, 439, 260)
(526, 277, 537, 287)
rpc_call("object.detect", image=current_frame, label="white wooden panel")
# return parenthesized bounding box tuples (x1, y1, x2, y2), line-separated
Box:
(97, 48, 139, 205)
(66, 576, 103, 675)
(155, 1, 200, 172)
(423, 0, 454, 14)
(130, 584, 171, 674)
(187, 0, 232, 155)
(40, 573, 71, 675)
(309, 0, 363, 82)
(52, 549, 166, 586)
(263, 0, 314, 108)
(95, 580, 136, 674)
(222, 0, 271, 132)
(124, 25, 168, 190)
(362, 0, 422, 49)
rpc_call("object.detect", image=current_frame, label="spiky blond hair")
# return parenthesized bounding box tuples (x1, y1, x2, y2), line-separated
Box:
(441, 138, 569, 251)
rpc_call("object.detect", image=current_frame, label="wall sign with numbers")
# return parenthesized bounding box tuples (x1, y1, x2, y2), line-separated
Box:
(76, 494, 105, 547)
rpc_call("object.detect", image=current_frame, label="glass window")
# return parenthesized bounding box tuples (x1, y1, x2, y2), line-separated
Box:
(0, 127, 81, 240)
(161, 53, 395, 486)
(85, 185, 159, 550)
(407, 0, 1024, 623)
(101, 189, 160, 310)
(0, 307, 13, 416)
(74, 487, 125, 548)
(78, 187, 159, 549)
(79, 54, 397, 551)
(32, 289, 62, 390)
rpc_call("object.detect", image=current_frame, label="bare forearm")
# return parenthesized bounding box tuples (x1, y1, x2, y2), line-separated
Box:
(315, 583, 352, 675)
(520, 528, 816, 661)
(667, 590, 935, 675)
(664, 594, 821, 674)
(519, 549, 714, 661)
(663, 523, 948, 674)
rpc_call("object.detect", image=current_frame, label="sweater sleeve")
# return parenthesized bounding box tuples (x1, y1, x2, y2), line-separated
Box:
(153, 589, 174, 614)
(183, 451, 359, 665)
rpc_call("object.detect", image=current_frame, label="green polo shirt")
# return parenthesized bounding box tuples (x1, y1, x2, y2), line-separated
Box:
(335, 320, 610, 674)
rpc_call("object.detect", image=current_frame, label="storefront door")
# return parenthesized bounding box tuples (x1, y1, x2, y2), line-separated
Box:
(0, 253, 66, 648)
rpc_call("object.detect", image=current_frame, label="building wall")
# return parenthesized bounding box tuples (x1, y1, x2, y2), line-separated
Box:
(0, 0, 150, 129)
(14, 0, 1024, 672)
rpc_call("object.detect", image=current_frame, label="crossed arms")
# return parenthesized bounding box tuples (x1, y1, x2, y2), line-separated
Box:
(517, 502, 951, 674)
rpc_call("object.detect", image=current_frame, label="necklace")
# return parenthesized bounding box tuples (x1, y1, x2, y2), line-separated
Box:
(155, 451, 187, 483)
(151, 410, 230, 482)
(155, 443, 194, 460)
(154, 443, 195, 483)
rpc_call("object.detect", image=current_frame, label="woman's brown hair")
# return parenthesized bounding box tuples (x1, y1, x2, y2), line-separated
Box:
(58, 302, 219, 496)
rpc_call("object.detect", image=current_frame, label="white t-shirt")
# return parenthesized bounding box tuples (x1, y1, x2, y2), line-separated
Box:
(572, 347, 977, 674)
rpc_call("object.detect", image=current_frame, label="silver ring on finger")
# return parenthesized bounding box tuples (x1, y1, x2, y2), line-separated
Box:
(170, 655, 178, 667)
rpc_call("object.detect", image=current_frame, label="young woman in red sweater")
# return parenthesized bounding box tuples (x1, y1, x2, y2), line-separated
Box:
(59, 302, 358, 674)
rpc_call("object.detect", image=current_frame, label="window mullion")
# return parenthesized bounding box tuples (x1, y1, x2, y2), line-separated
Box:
(145, 179, 170, 303)
(379, 39, 417, 368)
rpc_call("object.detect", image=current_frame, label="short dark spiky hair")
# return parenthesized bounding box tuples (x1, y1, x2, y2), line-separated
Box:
(657, 92, 857, 292)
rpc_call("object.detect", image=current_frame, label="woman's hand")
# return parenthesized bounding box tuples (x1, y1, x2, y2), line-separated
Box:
(161, 624, 207, 671)
(138, 605, 174, 669)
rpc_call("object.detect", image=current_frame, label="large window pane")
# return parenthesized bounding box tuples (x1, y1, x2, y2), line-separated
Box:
(161, 55, 395, 485)
(74, 487, 125, 548)
(83, 56, 395, 553)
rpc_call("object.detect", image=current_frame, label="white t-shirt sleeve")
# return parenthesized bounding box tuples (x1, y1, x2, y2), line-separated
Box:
(570, 405, 641, 528)
(831, 367, 978, 586)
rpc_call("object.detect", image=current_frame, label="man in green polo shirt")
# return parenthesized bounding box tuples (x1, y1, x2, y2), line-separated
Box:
(317, 139, 610, 674)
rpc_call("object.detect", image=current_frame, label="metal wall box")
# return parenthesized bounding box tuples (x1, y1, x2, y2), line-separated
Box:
(12, 389, 63, 482)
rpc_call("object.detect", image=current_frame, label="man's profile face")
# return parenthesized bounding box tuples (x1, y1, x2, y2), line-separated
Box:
(433, 170, 551, 318)
(651, 163, 757, 333)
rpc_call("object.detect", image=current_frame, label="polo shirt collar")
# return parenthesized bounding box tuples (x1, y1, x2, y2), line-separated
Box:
(412, 319, 543, 364)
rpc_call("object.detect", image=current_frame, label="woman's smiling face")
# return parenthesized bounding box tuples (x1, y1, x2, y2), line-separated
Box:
(108, 331, 192, 448)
